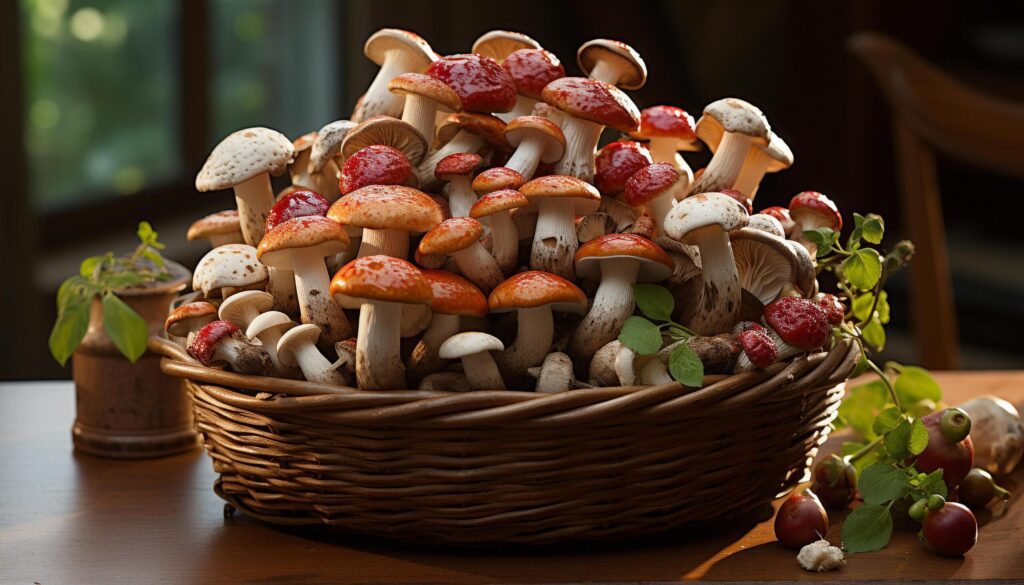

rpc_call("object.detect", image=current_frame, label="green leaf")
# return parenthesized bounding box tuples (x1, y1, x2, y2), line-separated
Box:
(141, 248, 166, 267)
(79, 255, 106, 278)
(872, 406, 903, 436)
(850, 355, 870, 379)
(837, 380, 889, 439)
(908, 418, 929, 456)
(843, 248, 883, 290)
(57, 275, 94, 311)
(101, 292, 149, 363)
(841, 442, 865, 458)
(102, 272, 146, 291)
(668, 343, 704, 387)
(918, 469, 948, 499)
(842, 504, 894, 553)
(884, 419, 915, 460)
(862, 319, 886, 351)
(803, 227, 835, 250)
(49, 289, 92, 367)
(852, 291, 889, 324)
(893, 366, 942, 407)
(633, 283, 674, 322)
(862, 214, 885, 244)
(859, 464, 909, 505)
(618, 316, 663, 355)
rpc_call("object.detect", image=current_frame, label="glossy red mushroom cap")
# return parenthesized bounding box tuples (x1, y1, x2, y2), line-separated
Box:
(737, 328, 777, 369)
(764, 297, 831, 351)
(633, 106, 698, 140)
(502, 49, 565, 99)
(624, 163, 681, 207)
(339, 145, 413, 196)
(435, 153, 483, 180)
(789, 191, 842, 231)
(187, 320, 241, 365)
(594, 140, 652, 195)
(541, 77, 640, 132)
(574, 233, 674, 281)
(426, 53, 517, 114)
(265, 190, 329, 231)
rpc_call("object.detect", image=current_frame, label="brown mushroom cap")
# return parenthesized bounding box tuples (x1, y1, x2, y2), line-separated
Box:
(196, 127, 294, 191)
(292, 131, 317, 153)
(327, 184, 444, 233)
(471, 166, 525, 194)
(418, 217, 485, 256)
(329, 255, 432, 305)
(488, 271, 587, 314)
(520, 174, 601, 215)
(364, 28, 435, 68)
(470, 189, 530, 219)
(165, 301, 218, 336)
(435, 153, 483, 180)
(436, 112, 510, 150)
(574, 233, 674, 281)
(541, 77, 640, 132)
(388, 73, 462, 112)
(505, 116, 566, 163)
(341, 116, 428, 165)
(576, 39, 648, 90)
(421, 269, 488, 317)
(257, 215, 351, 267)
(187, 210, 242, 241)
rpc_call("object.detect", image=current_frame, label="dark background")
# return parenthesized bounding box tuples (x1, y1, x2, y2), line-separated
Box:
(2, 0, 1023, 380)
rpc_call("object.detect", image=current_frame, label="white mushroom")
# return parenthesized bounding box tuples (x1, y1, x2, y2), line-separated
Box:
(246, 311, 299, 378)
(192, 244, 268, 299)
(689, 99, 771, 197)
(520, 175, 601, 279)
(217, 290, 273, 331)
(187, 210, 244, 248)
(529, 352, 575, 393)
(352, 29, 436, 122)
(959, 396, 1024, 475)
(439, 332, 505, 390)
(277, 324, 345, 385)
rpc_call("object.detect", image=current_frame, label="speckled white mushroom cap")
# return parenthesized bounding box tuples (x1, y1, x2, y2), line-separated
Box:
(439, 331, 504, 359)
(695, 98, 770, 148)
(664, 192, 750, 242)
(195, 127, 294, 191)
(310, 120, 357, 172)
(747, 213, 786, 237)
(192, 244, 268, 297)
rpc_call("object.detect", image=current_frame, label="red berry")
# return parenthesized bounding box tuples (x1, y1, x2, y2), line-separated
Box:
(737, 329, 777, 369)
(921, 502, 977, 556)
(764, 297, 831, 350)
(915, 409, 975, 491)
(811, 456, 858, 509)
(774, 490, 829, 549)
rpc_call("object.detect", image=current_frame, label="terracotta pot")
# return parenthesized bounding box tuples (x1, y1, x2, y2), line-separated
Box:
(72, 261, 199, 459)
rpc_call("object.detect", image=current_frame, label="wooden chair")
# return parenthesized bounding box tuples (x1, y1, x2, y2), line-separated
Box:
(848, 32, 1024, 369)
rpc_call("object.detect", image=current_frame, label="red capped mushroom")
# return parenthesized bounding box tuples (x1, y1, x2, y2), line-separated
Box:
(763, 296, 832, 361)
(407, 270, 488, 382)
(327, 184, 444, 259)
(187, 320, 270, 375)
(594, 140, 653, 196)
(789, 191, 842, 257)
(339, 145, 415, 196)
(499, 48, 566, 121)
(425, 53, 517, 114)
(503, 115, 566, 180)
(418, 218, 504, 292)
(520, 175, 602, 278)
(470, 188, 530, 274)
(734, 327, 778, 372)
(761, 206, 797, 237)
(624, 162, 688, 234)
(631, 105, 700, 178)
(418, 112, 509, 190)
(435, 153, 483, 218)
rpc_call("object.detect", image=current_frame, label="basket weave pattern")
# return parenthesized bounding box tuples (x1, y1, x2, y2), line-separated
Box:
(154, 336, 859, 544)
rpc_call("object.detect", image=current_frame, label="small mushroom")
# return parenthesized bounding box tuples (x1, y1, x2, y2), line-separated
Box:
(520, 175, 601, 278)
(418, 113, 509, 190)
(470, 189, 529, 274)
(196, 127, 294, 246)
(568, 234, 673, 371)
(435, 153, 483, 218)
(763, 297, 832, 361)
(217, 290, 273, 331)
(542, 77, 640, 183)
(498, 48, 565, 122)
(664, 193, 750, 334)
(577, 39, 647, 90)
(624, 162, 689, 234)
(187, 211, 244, 248)
(418, 218, 504, 293)
(408, 270, 488, 382)
(760, 206, 797, 237)
(165, 301, 217, 345)
(630, 106, 700, 177)
(472, 166, 526, 195)
(332, 337, 357, 381)
(528, 352, 576, 392)
(309, 120, 356, 200)
(472, 30, 541, 64)
(733, 131, 793, 199)
(789, 191, 843, 257)
(588, 340, 640, 387)
(263, 190, 332, 315)
(576, 212, 617, 243)
(734, 326, 779, 373)
(330, 255, 432, 390)
(327, 184, 444, 259)
(689, 98, 771, 196)
(187, 320, 270, 375)
(257, 216, 352, 344)
(958, 396, 1024, 475)
(277, 324, 346, 385)
(389, 72, 462, 143)
(730, 227, 816, 305)
(246, 310, 300, 378)
(426, 53, 517, 114)
(439, 332, 506, 390)
(192, 244, 268, 299)
(352, 29, 436, 122)
(503, 116, 566, 180)
(594, 140, 653, 197)
(747, 213, 786, 237)
(489, 271, 587, 384)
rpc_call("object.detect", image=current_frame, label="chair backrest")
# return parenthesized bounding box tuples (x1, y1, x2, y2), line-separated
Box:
(848, 32, 1024, 369)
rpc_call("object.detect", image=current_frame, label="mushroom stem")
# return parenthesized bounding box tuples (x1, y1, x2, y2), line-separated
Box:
(589, 60, 628, 86)
(497, 96, 539, 123)
(504, 133, 546, 180)
(496, 305, 554, 378)
(267, 267, 299, 315)
(732, 146, 774, 200)
(688, 227, 742, 335)
(767, 329, 802, 362)
(531, 197, 579, 278)
(568, 258, 639, 367)
(447, 175, 477, 218)
(290, 341, 345, 385)
(419, 132, 487, 189)
(353, 49, 421, 122)
(401, 93, 440, 145)
(408, 313, 460, 382)
(233, 173, 276, 246)
(689, 132, 755, 195)
(488, 212, 519, 274)
(460, 352, 505, 390)
(357, 228, 408, 258)
(355, 300, 406, 389)
(553, 117, 604, 183)
(291, 251, 351, 343)
(646, 191, 677, 234)
(452, 243, 504, 292)
(208, 233, 243, 247)
(213, 334, 270, 375)
(251, 326, 287, 375)
(639, 358, 673, 385)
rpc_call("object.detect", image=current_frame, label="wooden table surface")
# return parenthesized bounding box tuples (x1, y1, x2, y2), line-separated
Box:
(1, 373, 1022, 585)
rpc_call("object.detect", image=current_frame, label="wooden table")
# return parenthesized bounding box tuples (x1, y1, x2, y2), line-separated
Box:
(1, 373, 1022, 584)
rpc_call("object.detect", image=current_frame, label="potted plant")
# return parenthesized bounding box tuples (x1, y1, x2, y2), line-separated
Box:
(50, 222, 197, 458)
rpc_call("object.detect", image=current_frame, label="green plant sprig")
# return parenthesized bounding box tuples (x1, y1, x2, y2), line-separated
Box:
(617, 283, 705, 387)
(49, 222, 171, 366)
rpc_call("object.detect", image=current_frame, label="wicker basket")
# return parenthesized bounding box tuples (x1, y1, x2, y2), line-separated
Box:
(150, 335, 860, 545)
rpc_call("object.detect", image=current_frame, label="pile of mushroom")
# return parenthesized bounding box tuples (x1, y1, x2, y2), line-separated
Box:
(174, 28, 847, 392)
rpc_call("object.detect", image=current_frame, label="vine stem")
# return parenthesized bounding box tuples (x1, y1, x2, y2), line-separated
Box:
(866, 358, 902, 412)
(848, 436, 883, 463)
